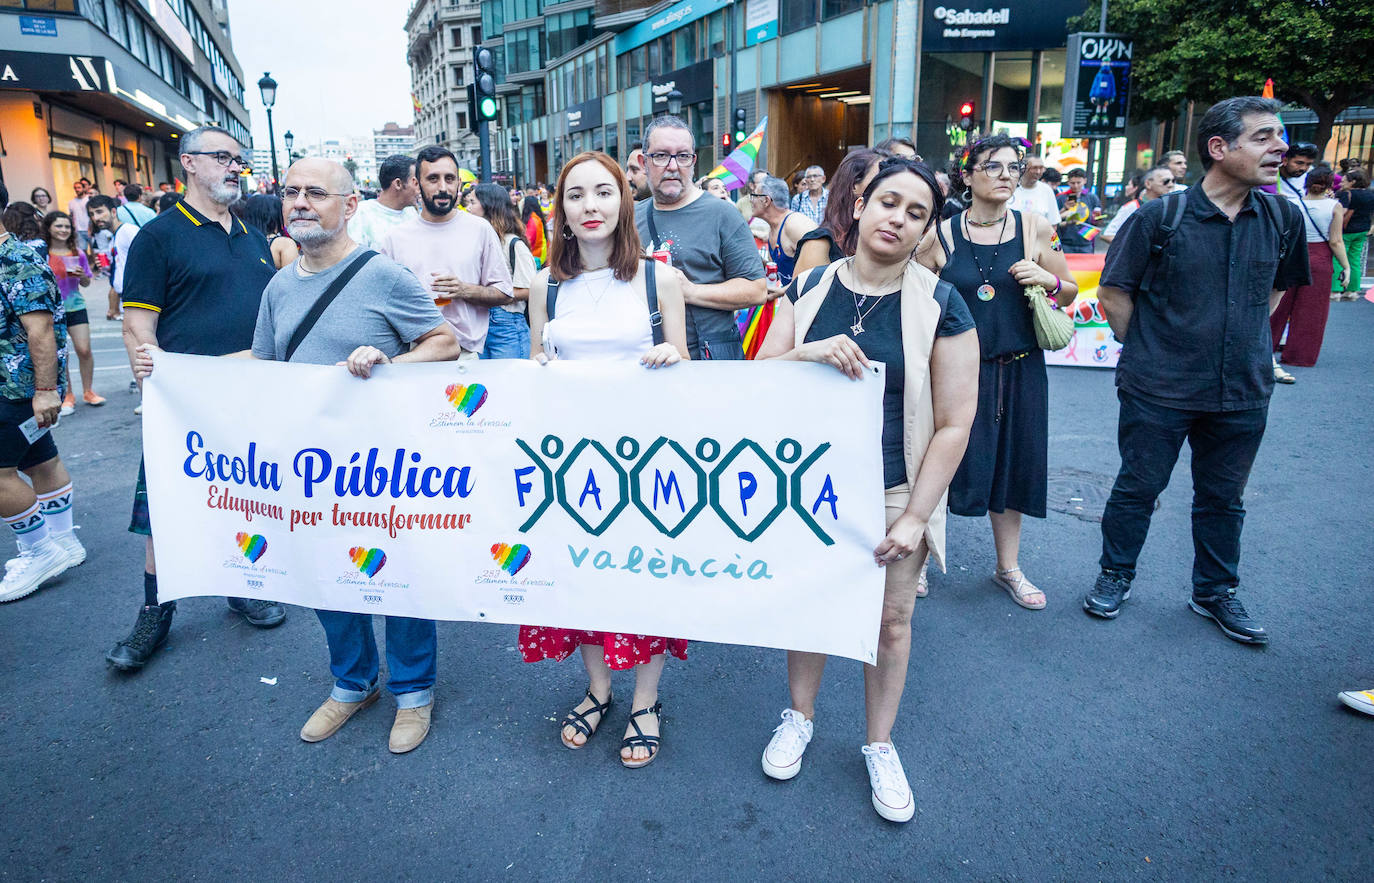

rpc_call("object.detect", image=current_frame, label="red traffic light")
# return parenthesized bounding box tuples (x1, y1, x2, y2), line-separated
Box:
(959, 101, 974, 116)
(721, 132, 733, 149)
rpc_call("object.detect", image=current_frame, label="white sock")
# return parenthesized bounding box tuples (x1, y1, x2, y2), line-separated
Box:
(37, 483, 73, 535)
(5, 502, 50, 552)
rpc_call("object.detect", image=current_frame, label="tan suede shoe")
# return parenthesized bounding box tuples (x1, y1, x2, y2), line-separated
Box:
(388, 703, 433, 754)
(300, 691, 380, 743)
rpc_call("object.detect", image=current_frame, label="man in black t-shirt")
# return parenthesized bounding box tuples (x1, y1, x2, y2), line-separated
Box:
(106, 125, 285, 673)
(1084, 97, 1310, 645)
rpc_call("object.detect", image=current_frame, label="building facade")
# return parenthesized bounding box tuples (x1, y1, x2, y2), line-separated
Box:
(475, 0, 1180, 193)
(374, 121, 417, 165)
(406, 0, 484, 170)
(0, 0, 253, 205)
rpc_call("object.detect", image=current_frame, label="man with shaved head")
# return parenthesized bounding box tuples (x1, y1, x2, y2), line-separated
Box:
(107, 125, 286, 674)
(133, 157, 459, 749)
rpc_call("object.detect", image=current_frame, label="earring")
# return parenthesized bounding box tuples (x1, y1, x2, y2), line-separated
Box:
(562, 224, 574, 240)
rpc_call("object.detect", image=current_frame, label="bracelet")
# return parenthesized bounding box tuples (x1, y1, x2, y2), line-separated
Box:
(34, 387, 56, 392)
(1050, 275, 1062, 295)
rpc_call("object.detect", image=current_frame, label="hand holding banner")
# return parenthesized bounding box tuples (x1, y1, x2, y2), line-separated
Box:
(143, 356, 889, 662)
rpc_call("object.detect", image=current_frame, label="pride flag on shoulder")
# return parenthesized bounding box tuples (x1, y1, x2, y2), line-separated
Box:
(706, 117, 768, 192)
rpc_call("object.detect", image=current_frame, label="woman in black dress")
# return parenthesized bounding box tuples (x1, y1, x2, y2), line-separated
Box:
(916, 135, 1077, 609)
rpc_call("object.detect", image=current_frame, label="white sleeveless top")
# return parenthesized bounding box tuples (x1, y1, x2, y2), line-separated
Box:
(1299, 196, 1337, 243)
(541, 268, 653, 361)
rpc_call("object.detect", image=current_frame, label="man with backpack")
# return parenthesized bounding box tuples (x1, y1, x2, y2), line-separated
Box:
(1083, 96, 1310, 645)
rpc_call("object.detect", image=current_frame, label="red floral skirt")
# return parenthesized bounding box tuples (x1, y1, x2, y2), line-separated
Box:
(518, 627, 688, 670)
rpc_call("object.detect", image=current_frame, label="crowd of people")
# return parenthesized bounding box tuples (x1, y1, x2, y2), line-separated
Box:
(0, 94, 1370, 825)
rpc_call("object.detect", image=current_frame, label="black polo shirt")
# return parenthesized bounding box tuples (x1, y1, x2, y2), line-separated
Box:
(121, 199, 275, 355)
(1101, 186, 1309, 412)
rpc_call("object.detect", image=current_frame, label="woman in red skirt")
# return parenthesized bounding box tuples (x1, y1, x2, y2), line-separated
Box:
(517, 150, 690, 769)
(1271, 167, 1350, 373)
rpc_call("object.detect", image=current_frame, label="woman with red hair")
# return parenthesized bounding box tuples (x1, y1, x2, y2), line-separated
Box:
(518, 151, 689, 769)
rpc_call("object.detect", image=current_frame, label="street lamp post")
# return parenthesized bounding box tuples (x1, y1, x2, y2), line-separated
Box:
(283, 130, 294, 177)
(511, 133, 521, 191)
(666, 89, 684, 117)
(257, 72, 280, 190)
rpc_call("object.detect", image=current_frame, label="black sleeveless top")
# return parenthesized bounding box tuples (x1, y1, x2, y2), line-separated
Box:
(938, 210, 1037, 359)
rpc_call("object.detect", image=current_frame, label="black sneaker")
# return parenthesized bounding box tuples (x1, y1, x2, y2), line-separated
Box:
(226, 597, 287, 628)
(1189, 590, 1269, 645)
(1083, 570, 1132, 619)
(106, 602, 176, 671)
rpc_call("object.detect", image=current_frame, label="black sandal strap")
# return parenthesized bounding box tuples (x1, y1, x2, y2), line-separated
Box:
(621, 702, 663, 749)
(562, 689, 612, 736)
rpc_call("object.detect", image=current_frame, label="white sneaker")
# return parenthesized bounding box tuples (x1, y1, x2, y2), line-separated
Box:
(762, 708, 813, 780)
(52, 530, 86, 566)
(0, 538, 74, 602)
(862, 741, 915, 822)
(1338, 689, 1374, 716)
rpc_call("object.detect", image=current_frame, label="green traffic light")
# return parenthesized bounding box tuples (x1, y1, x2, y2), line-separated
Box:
(735, 130, 746, 142)
(480, 97, 499, 120)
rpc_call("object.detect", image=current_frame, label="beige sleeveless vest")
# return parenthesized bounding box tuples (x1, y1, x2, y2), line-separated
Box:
(791, 258, 949, 571)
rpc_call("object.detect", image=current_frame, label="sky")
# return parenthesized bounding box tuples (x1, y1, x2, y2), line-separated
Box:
(225, 0, 415, 151)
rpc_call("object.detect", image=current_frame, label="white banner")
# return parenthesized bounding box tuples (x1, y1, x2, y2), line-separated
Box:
(143, 356, 889, 663)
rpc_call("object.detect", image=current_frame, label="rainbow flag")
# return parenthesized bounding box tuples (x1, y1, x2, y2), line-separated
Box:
(1262, 78, 1288, 142)
(173, 177, 186, 194)
(1077, 224, 1101, 241)
(735, 300, 776, 359)
(706, 117, 768, 192)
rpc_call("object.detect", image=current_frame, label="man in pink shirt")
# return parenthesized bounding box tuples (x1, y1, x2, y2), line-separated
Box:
(381, 146, 512, 357)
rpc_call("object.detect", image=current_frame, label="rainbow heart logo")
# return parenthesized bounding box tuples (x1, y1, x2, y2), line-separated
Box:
(235, 532, 267, 564)
(349, 546, 387, 578)
(491, 542, 532, 576)
(445, 382, 488, 417)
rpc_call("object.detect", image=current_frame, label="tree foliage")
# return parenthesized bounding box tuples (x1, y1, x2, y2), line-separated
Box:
(1073, 0, 1374, 147)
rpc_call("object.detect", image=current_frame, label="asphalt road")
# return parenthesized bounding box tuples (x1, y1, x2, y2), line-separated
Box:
(1, 299, 1370, 881)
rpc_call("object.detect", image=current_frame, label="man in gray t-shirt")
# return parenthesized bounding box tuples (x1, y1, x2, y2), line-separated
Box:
(633, 116, 766, 360)
(251, 160, 458, 755)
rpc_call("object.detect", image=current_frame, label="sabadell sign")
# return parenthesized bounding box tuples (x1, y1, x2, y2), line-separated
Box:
(922, 0, 1081, 52)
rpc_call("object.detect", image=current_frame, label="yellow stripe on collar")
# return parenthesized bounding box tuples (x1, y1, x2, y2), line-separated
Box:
(175, 201, 201, 226)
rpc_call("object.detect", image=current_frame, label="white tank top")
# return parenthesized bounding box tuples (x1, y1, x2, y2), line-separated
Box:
(542, 268, 653, 361)
(1299, 196, 1337, 243)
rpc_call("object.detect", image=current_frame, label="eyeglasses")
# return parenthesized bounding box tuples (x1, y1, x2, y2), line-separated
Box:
(281, 186, 351, 203)
(974, 161, 1026, 178)
(647, 152, 697, 168)
(185, 150, 252, 171)
(802, 174, 823, 181)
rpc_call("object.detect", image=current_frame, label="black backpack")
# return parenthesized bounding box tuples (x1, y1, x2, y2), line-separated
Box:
(1138, 190, 1295, 297)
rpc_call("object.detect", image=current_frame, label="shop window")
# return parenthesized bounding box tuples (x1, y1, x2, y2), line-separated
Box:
(110, 147, 133, 185)
(780, 0, 816, 36)
(822, 0, 863, 19)
(707, 11, 726, 58)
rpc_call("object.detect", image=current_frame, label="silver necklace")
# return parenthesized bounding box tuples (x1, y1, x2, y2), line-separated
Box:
(581, 268, 615, 309)
(847, 258, 906, 336)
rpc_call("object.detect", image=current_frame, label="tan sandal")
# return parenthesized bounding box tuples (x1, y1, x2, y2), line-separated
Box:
(915, 561, 929, 598)
(993, 567, 1046, 610)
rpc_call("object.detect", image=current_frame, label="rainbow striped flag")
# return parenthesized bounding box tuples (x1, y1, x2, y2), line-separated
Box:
(706, 117, 768, 191)
(1077, 224, 1101, 241)
(1262, 78, 1288, 142)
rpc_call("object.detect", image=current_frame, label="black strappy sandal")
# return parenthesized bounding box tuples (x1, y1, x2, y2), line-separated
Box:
(560, 689, 612, 750)
(620, 701, 663, 769)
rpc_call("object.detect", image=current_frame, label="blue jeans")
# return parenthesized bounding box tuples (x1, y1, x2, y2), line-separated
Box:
(315, 611, 436, 708)
(482, 307, 530, 359)
(1099, 390, 1268, 596)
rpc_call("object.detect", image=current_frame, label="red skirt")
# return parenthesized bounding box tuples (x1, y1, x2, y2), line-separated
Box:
(1270, 242, 1333, 367)
(518, 627, 688, 670)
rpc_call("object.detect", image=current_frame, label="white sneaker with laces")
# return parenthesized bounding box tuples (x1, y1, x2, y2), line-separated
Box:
(762, 708, 813, 780)
(0, 538, 74, 602)
(862, 741, 915, 822)
(53, 530, 86, 567)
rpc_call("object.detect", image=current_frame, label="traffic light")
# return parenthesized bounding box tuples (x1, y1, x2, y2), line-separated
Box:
(958, 100, 976, 132)
(467, 84, 481, 134)
(721, 131, 732, 150)
(474, 48, 500, 126)
(733, 107, 747, 143)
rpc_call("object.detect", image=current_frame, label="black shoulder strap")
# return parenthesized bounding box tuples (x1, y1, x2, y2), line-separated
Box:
(1138, 192, 1187, 296)
(1254, 192, 1293, 263)
(545, 274, 560, 321)
(935, 220, 952, 259)
(645, 202, 661, 250)
(643, 257, 664, 345)
(284, 250, 376, 361)
(508, 237, 517, 272)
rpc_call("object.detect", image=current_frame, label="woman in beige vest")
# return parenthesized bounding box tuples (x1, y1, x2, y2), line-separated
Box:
(755, 158, 980, 822)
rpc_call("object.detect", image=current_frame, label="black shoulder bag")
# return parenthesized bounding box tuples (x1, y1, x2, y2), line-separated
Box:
(283, 250, 377, 362)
